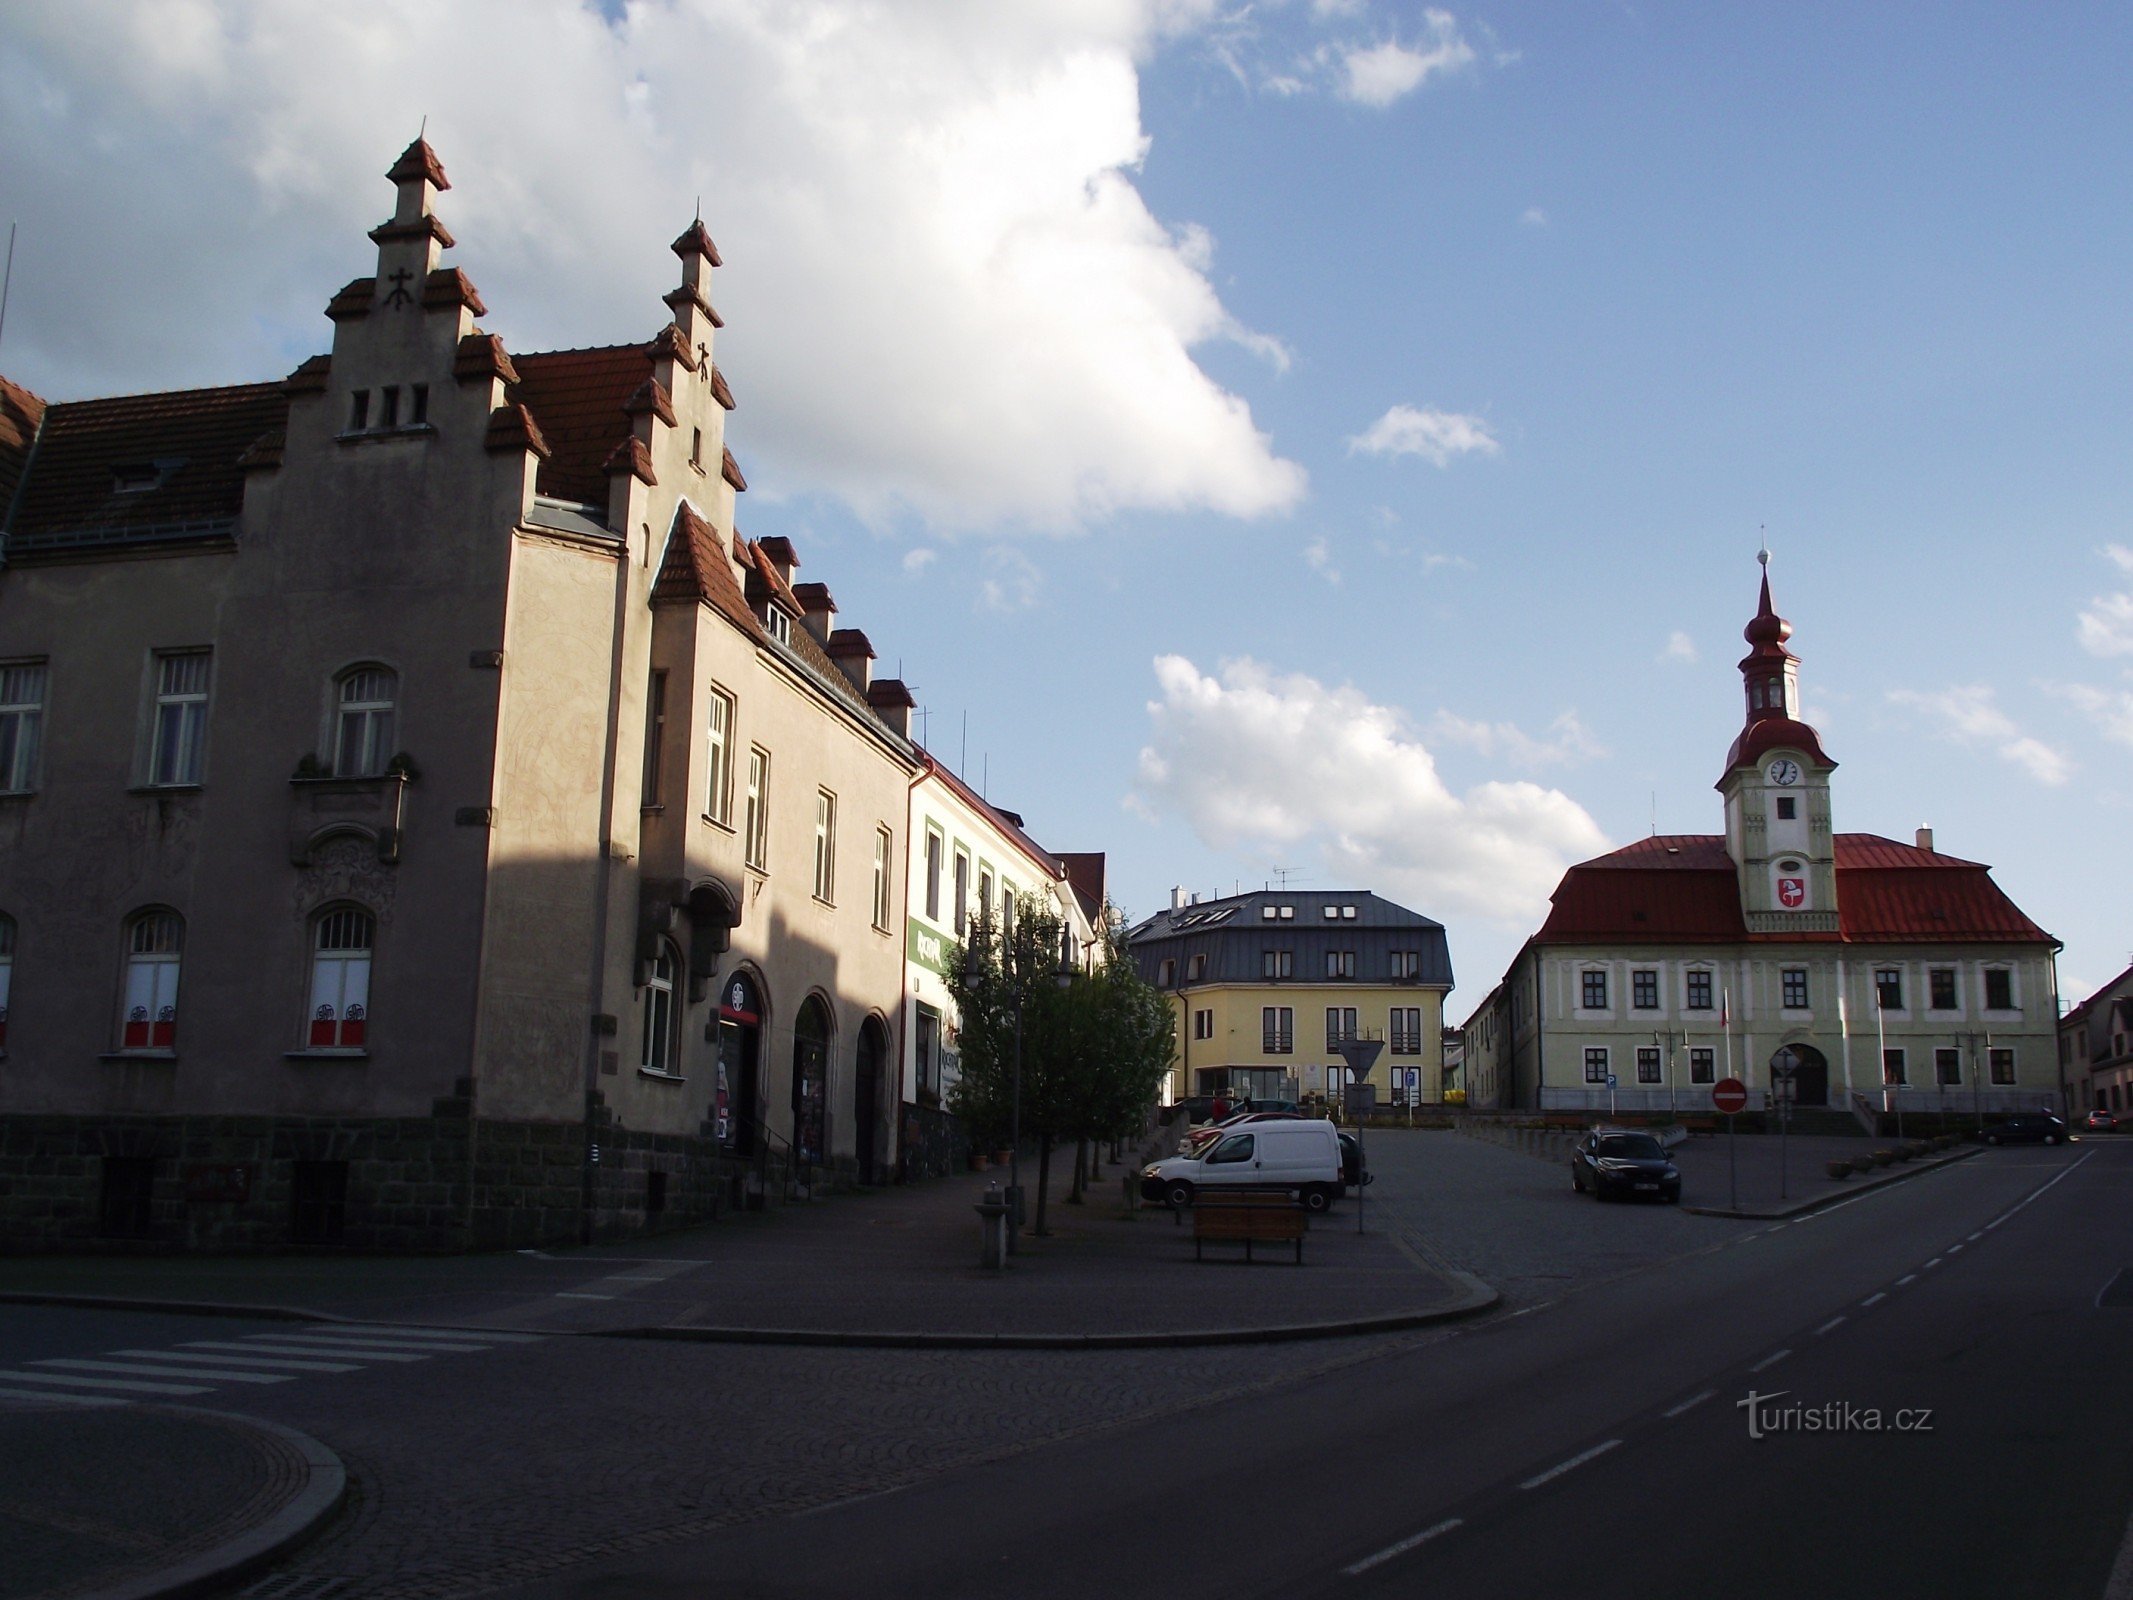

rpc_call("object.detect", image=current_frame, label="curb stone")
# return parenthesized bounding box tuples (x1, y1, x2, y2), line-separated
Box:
(73, 1410, 345, 1600)
(1679, 1143, 1983, 1220)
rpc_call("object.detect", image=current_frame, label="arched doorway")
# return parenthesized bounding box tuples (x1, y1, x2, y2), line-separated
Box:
(1770, 1043, 1830, 1108)
(854, 1017, 891, 1185)
(717, 972, 764, 1157)
(792, 996, 833, 1171)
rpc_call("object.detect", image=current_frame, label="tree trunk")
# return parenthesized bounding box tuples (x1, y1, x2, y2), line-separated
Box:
(1067, 1137, 1087, 1203)
(1034, 1133, 1055, 1235)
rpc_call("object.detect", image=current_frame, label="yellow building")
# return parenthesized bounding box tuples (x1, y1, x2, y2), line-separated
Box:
(1125, 889, 1454, 1108)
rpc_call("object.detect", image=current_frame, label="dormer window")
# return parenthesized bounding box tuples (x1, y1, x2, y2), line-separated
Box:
(111, 463, 161, 494)
(765, 606, 792, 646)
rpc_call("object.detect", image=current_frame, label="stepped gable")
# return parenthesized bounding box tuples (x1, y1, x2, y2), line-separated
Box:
(3, 381, 288, 545)
(1537, 833, 2053, 946)
(0, 375, 46, 519)
(506, 344, 653, 506)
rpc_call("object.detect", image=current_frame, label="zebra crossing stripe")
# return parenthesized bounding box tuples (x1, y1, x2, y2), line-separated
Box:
(329, 1325, 544, 1343)
(0, 1385, 129, 1407)
(32, 1359, 295, 1384)
(200, 1341, 429, 1364)
(160, 1348, 362, 1373)
(252, 1334, 488, 1354)
(0, 1369, 211, 1395)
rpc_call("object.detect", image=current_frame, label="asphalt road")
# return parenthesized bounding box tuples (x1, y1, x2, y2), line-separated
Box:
(484, 1139, 2133, 1600)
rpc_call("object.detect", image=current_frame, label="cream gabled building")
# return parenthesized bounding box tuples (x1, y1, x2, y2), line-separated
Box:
(1464, 562, 2062, 1121)
(0, 142, 1041, 1248)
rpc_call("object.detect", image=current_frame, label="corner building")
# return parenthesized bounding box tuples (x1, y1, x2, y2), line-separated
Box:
(1463, 563, 2062, 1119)
(0, 143, 1064, 1249)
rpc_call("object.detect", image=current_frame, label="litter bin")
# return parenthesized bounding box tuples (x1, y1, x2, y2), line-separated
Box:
(975, 1183, 1011, 1270)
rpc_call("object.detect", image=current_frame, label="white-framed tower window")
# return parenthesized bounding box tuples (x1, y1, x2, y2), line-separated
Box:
(149, 651, 211, 786)
(704, 685, 735, 825)
(334, 665, 397, 778)
(872, 827, 893, 931)
(813, 789, 837, 902)
(744, 747, 770, 869)
(640, 940, 680, 1076)
(0, 662, 46, 793)
(121, 910, 183, 1050)
(307, 907, 373, 1049)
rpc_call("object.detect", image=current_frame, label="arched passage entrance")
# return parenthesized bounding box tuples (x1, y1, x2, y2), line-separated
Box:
(854, 1017, 891, 1185)
(792, 995, 833, 1170)
(717, 972, 764, 1157)
(1770, 1042, 1830, 1108)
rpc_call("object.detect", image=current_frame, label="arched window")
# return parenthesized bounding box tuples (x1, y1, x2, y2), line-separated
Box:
(0, 913, 14, 1049)
(309, 907, 374, 1049)
(121, 911, 183, 1050)
(335, 666, 397, 777)
(641, 940, 680, 1075)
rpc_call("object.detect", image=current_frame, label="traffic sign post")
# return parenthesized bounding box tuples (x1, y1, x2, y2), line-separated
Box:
(1606, 1071, 1618, 1118)
(1771, 1049, 1799, 1201)
(1712, 1077, 1748, 1210)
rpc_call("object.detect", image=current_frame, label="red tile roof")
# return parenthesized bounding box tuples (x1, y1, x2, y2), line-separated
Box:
(3, 380, 287, 546)
(1536, 833, 2054, 947)
(421, 268, 485, 317)
(921, 750, 1066, 883)
(506, 344, 651, 506)
(388, 138, 450, 190)
(652, 501, 760, 640)
(1720, 716, 1836, 782)
(671, 220, 722, 267)
(0, 374, 47, 519)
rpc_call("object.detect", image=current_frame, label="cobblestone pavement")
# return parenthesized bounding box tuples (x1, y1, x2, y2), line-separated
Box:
(0, 1399, 308, 1600)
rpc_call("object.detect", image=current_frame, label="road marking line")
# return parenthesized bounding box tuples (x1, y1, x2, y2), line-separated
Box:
(31, 1359, 293, 1384)
(598, 1276, 670, 1284)
(0, 1369, 211, 1395)
(215, 1342, 427, 1363)
(1896, 1275, 1917, 1287)
(1946, 1244, 1963, 1255)
(1861, 1292, 1887, 1308)
(0, 1386, 129, 1407)
(255, 1334, 489, 1353)
(1519, 1439, 1621, 1490)
(1344, 1518, 1464, 1576)
(331, 1326, 545, 1343)
(554, 1293, 615, 1301)
(1749, 1349, 1792, 1373)
(1813, 1316, 1847, 1336)
(1984, 1150, 2094, 1230)
(1968, 1231, 1984, 1242)
(1924, 1258, 1943, 1269)
(1664, 1389, 1717, 1419)
(158, 1349, 361, 1373)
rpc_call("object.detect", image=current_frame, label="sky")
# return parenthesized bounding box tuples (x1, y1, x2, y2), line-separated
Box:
(4, 1, 2130, 1013)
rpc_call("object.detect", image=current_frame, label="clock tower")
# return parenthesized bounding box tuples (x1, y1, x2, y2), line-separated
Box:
(1717, 553, 1840, 933)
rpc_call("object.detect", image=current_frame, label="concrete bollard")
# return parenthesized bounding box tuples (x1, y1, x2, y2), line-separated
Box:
(975, 1183, 1011, 1270)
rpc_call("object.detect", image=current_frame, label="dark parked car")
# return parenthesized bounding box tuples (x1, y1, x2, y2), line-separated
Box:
(1984, 1111, 2068, 1146)
(1571, 1129, 1681, 1202)
(2083, 1109, 2119, 1134)
(1337, 1130, 1372, 1191)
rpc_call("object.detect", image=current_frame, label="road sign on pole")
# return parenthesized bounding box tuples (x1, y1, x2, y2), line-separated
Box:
(1711, 1078, 1748, 1114)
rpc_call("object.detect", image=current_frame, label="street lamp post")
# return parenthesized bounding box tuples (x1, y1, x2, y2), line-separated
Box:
(1653, 1027, 1684, 1117)
(966, 920, 1075, 1256)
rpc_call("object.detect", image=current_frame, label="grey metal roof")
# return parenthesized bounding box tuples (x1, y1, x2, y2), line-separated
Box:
(1125, 889, 1453, 989)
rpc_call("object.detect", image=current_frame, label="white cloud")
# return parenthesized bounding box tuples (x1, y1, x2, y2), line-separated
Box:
(2049, 681, 2133, 748)
(0, 0, 1304, 533)
(1661, 630, 1697, 664)
(1347, 405, 1500, 466)
(2077, 544, 2133, 657)
(1304, 535, 1341, 585)
(901, 547, 938, 575)
(978, 546, 1042, 613)
(1336, 14, 1476, 107)
(1887, 687, 2073, 786)
(1428, 710, 1606, 770)
(1520, 206, 1547, 228)
(1134, 656, 1610, 923)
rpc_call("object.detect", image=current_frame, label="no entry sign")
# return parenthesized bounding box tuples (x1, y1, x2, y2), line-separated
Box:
(1711, 1077, 1749, 1115)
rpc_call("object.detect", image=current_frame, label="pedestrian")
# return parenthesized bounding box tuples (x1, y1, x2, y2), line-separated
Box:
(1238, 1095, 1256, 1115)
(1211, 1094, 1230, 1122)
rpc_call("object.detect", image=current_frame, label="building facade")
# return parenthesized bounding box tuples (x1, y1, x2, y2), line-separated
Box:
(0, 142, 1093, 1250)
(2060, 964, 2133, 1117)
(1463, 562, 2062, 1119)
(1125, 889, 1454, 1108)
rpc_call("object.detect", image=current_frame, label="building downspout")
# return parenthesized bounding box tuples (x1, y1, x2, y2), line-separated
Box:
(580, 538, 634, 1244)
(1530, 945, 1545, 1112)
(895, 753, 929, 1177)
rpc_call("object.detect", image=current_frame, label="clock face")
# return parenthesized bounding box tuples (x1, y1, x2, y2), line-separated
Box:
(1766, 758, 1801, 786)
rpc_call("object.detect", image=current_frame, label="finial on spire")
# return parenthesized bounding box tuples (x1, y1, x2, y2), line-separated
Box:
(1758, 531, 1770, 569)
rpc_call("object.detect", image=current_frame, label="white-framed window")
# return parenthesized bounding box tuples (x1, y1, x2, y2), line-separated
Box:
(1390, 1007, 1422, 1054)
(1000, 888, 1016, 941)
(1637, 1046, 1662, 1083)
(1685, 969, 1714, 1010)
(0, 911, 13, 1050)
(813, 789, 837, 902)
(1263, 949, 1292, 979)
(1689, 1048, 1715, 1084)
(1584, 1046, 1608, 1083)
(1391, 950, 1422, 979)
(744, 746, 770, 869)
(872, 827, 893, 932)
(1781, 967, 1809, 1009)
(120, 910, 183, 1050)
(1935, 1047, 1961, 1086)
(953, 848, 970, 937)
(640, 939, 680, 1076)
(1187, 953, 1207, 981)
(1874, 967, 1904, 1010)
(1580, 969, 1608, 1010)
(307, 907, 373, 1049)
(1984, 968, 2016, 1011)
(1883, 1047, 1908, 1085)
(149, 651, 211, 786)
(1325, 1006, 1357, 1049)
(924, 828, 943, 920)
(1928, 966, 1958, 1010)
(1193, 1009, 1213, 1041)
(334, 665, 397, 778)
(977, 868, 993, 930)
(0, 661, 46, 793)
(765, 606, 793, 646)
(1158, 957, 1176, 987)
(704, 685, 735, 825)
(1262, 1006, 1293, 1054)
(1632, 969, 1659, 1010)
(1326, 949, 1355, 979)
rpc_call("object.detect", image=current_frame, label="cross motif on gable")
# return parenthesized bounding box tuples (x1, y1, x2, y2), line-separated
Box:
(697, 343, 709, 377)
(383, 267, 414, 309)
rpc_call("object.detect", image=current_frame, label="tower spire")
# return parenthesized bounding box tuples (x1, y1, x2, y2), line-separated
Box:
(1739, 545, 1797, 726)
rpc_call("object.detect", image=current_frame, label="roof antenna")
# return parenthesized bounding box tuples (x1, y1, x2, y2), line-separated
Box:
(418, 114, 428, 141)
(1272, 865, 1297, 889)
(0, 221, 15, 358)
(695, 195, 703, 224)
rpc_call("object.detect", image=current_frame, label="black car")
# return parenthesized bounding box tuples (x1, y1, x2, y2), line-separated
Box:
(1337, 1130, 1372, 1191)
(1983, 1111, 2068, 1146)
(1571, 1129, 1681, 1202)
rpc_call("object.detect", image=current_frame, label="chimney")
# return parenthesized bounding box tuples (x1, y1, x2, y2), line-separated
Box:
(827, 627, 875, 693)
(866, 676, 915, 739)
(792, 582, 836, 644)
(1916, 826, 1934, 853)
(1189, 892, 1201, 905)
(1170, 886, 1188, 911)
(756, 535, 799, 589)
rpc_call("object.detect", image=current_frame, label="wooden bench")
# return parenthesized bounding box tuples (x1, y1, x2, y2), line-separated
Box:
(1192, 1194, 1307, 1264)
(1681, 1117, 1719, 1138)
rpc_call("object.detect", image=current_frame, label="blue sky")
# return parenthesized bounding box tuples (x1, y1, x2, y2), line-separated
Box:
(4, 2, 2129, 1009)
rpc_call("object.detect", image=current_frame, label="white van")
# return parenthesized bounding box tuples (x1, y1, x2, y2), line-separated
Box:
(1140, 1120, 1345, 1212)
